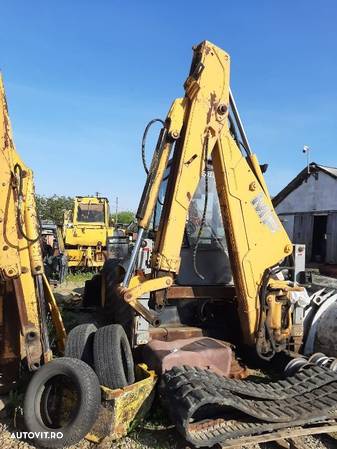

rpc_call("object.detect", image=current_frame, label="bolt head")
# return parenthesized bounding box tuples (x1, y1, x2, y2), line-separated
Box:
(249, 182, 257, 191)
(217, 104, 227, 115)
(284, 244, 292, 254)
(171, 130, 180, 139)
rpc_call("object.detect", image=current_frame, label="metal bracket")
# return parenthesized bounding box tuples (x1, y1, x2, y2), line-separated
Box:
(121, 275, 173, 326)
(12, 278, 43, 370)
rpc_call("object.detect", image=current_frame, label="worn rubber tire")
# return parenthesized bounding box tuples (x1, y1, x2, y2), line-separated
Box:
(24, 357, 101, 448)
(93, 324, 135, 389)
(64, 323, 97, 367)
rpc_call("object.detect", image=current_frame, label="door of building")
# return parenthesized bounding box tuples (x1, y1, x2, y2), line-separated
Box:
(293, 214, 314, 261)
(326, 213, 337, 264)
(311, 215, 328, 263)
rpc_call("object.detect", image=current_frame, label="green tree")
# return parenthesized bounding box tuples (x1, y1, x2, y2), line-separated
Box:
(113, 210, 135, 225)
(36, 195, 74, 225)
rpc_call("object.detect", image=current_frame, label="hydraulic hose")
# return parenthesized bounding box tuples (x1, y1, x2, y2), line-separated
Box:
(141, 118, 165, 175)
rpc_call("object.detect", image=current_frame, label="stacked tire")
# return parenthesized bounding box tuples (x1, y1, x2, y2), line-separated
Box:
(24, 323, 135, 448)
(65, 322, 135, 389)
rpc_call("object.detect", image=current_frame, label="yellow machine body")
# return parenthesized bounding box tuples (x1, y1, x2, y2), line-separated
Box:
(63, 196, 115, 269)
(86, 364, 157, 442)
(122, 41, 298, 357)
(0, 75, 66, 393)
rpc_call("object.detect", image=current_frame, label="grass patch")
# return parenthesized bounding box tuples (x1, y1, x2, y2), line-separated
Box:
(5, 371, 33, 427)
(64, 272, 94, 283)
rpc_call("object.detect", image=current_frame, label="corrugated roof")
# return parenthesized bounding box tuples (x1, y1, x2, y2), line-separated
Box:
(273, 162, 337, 207)
(318, 164, 337, 178)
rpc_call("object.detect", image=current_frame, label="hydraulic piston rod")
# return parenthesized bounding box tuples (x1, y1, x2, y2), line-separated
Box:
(229, 88, 252, 155)
(122, 227, 145, 288)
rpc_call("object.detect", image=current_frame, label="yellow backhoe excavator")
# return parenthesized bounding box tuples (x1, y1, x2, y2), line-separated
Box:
(69, 41, 337, 447)
(117, 40, 303, 359)
(108, 40, 337, 446)
(0, 75, 66, 394)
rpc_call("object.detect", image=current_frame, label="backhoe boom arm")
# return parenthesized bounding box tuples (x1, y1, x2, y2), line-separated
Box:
(124, 41, 293, 351)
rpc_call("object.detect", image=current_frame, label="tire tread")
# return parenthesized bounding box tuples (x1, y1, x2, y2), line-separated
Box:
(93, 324, 135, 389)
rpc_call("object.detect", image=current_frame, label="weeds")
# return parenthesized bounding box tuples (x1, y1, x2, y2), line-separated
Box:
(64, 271, 93, 283)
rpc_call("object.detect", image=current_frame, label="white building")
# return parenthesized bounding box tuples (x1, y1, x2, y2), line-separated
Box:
(273, 163, 337, 264)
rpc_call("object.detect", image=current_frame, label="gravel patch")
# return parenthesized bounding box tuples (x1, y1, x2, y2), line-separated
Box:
(1, 415, 335, 449)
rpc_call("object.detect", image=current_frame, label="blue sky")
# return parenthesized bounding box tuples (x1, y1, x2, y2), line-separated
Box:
(1, 1, 337, 210)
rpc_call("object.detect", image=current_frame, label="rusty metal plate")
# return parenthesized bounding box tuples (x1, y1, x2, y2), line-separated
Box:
(141, 336, 232, 376)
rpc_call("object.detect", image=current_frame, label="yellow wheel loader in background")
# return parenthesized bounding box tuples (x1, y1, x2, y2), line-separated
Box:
(0, 75, 66, 394)
(62, 195, 119, 271)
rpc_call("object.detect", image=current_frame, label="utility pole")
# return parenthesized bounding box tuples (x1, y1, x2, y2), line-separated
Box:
(115, 196, 118, 229)
(303, 145, 311, 174)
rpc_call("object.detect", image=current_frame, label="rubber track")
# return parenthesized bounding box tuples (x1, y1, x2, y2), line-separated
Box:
(160, 365, 337, 447)
(163, 364, 337, 399)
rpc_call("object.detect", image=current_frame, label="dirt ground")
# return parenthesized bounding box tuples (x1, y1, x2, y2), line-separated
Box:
(1, 274, 336, 449)
(0, 418, 187, 449)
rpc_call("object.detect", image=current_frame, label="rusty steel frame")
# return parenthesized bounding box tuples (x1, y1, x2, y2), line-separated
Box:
(219, 421, 337, 448)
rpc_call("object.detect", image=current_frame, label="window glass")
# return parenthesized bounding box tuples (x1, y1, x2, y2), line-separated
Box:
(155, 162, 227, 251)
(77, 203, 104, 223)
(186, 168, 226, 250)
